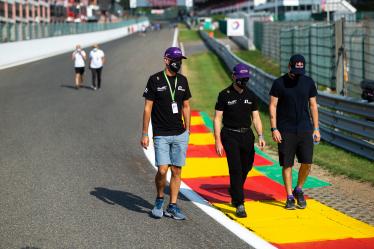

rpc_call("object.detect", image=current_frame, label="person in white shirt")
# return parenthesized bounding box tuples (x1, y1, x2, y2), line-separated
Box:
(89, 44, 105, 90)
(72, 44, 87, 89)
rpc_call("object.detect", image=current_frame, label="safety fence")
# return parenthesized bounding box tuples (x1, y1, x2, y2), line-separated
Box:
(200, 30, 374, 161)
(254, 20, 374, 98)
(0, 17, 148, 43)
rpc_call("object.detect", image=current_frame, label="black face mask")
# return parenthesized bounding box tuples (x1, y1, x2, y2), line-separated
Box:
(168, 60, 182, 73)
(235, 78, 249, 89)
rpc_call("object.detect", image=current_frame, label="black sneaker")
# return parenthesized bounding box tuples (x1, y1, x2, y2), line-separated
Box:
(293, 189, 307, 209)
(236, 204, 247, 218)
(285, 197, 296, 210)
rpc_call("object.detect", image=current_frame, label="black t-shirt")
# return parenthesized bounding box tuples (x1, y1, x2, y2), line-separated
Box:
(269, 74, 317, 133)
(215, 84, 259, 128)
(143, 71, 192, 136)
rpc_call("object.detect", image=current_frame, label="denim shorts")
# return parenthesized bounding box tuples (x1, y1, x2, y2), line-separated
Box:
(153, 130, 189, 167)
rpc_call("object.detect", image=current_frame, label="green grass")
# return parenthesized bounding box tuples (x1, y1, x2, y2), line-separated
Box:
(184, 51, 374, 185)
(234, 50, 281, 77)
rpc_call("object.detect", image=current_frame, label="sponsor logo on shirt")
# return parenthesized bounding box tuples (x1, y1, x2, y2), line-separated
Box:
(177, 86, 185, 92)
(244, 99, 252, 104)
(227, 100, 237, 105)
(144, 88, 148, 93)
(157, 86, 168, 92)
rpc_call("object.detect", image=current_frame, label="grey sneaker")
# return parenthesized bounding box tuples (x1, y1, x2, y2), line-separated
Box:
(235, 204, 247, 218)
(151, 198, 164, 218)
(164, 204, 186, 220)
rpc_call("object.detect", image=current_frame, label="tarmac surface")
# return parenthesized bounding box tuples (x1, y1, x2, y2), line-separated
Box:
(0, 29, 252, 249)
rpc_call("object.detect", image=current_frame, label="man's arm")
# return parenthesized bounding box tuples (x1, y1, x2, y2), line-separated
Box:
(252, 110, 266, 149)
(214, 110, 224, 156)
(309, 97, 320, 142)
(140, 99, 153, 149)
(269, 96, 282, 143)
(182, 100, 191, 132)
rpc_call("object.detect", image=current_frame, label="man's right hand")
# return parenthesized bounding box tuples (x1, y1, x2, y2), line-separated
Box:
(272, 130, 282, 143)
(215, 140, 224, 156)
(141, 135, 149, 149)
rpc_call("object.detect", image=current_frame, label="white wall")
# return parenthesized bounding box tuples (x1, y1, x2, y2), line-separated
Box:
(0, 20, 149, 70)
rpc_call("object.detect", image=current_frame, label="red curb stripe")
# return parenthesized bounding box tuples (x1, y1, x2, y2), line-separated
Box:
(183, 176, 286, 203)
(191, 110, 200, 116)
(190, 125, 211, 133)
(273, 237, 374, 249)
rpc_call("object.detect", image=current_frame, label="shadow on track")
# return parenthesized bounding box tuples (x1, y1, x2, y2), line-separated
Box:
(60, 84, 94, 90)
(90, 187, 153, 214)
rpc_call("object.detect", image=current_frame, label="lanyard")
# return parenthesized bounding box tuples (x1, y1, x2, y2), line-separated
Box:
(163, 70, 178, 102)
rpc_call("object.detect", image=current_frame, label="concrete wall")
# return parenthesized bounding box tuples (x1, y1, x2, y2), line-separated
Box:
(0, 20, 149, 70)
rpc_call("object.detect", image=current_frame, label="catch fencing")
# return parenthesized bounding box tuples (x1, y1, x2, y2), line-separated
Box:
(200, 30, 374, 161)
(254, 20, 374, 97)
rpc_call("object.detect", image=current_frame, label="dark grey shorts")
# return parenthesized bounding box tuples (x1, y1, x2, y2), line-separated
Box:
(278, 132, 314, 167)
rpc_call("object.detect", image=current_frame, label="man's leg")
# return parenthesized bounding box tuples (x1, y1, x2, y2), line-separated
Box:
(75, 73, 80, 88)
(155, 165, 169, 198)
(240, 131, 255, 186)
(169, 166, 181, 204)
(222, 131, 243, 207)
(282, 166, 293, 196)
(91, 69, 97, 88)
(278, 133, 297, 209)
(97, 68, 102, 89)
(296, 163, 311, 189)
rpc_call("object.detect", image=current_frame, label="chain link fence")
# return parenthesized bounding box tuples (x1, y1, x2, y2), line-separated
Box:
(0, 18, 147, 43)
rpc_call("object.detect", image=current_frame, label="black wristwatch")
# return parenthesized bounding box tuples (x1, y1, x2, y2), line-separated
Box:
(271, 128, 278, 132)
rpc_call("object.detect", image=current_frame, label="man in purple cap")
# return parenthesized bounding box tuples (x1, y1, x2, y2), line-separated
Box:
(214, 63, 266, 218)
(141, 47, 191, 220)
(269, 54, 320, 210)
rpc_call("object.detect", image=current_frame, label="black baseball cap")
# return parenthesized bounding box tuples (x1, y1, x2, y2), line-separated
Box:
(289, 54, 305, 75)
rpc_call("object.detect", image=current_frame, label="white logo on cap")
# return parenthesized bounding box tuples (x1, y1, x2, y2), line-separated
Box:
(240, 69, 248, 73)
(295, 62, 304, 68)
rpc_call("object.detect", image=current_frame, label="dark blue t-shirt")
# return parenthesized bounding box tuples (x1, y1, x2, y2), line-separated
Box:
(269, 74, 317, 133)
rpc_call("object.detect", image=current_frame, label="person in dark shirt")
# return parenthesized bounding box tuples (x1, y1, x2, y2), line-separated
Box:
(214, 63, 266, 218)
(269, 54, 320, 210)
(141, 47, 191, 220)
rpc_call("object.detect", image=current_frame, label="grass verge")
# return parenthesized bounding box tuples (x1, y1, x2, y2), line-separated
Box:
(184, 51, 374, 185)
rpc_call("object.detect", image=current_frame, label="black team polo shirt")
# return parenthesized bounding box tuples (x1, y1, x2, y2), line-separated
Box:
(143, 71, 192, 136)
(215, 84, 259, 128)
(269, 73, 318, 133)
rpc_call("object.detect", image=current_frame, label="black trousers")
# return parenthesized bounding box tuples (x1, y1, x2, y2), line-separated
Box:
(221, 128, 255, 207)
(91, 67, 103, 88)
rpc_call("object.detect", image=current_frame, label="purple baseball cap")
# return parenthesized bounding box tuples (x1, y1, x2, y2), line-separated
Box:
(233, 63, 251, 79)
(164, 47, 187, 61)
(289, 54, 306, 75)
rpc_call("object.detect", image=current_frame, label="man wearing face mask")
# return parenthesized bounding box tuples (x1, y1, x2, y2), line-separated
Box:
(214, 63, 265, 218)
(141, 47, 191, 220)
(269, 54, 320, 210)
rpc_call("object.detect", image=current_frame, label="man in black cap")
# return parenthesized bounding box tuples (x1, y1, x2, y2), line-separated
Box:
(214, 63, 265, 218)
(269, 54, 320, 210)
(141, 47, 191, 220)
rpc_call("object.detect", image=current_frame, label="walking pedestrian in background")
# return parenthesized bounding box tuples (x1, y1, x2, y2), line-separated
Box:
(269, 54, 320, 210)
(141, 47, 191, 220)
(72, 45, 86, 89)
(214, 63, 266, 218)
(89, 44, 105, 90)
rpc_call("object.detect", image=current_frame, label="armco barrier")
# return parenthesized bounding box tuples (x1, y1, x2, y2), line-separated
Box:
(200, 30, 374, 161)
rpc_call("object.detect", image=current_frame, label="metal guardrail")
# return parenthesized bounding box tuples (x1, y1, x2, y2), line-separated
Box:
(199, 30, 374, 161)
